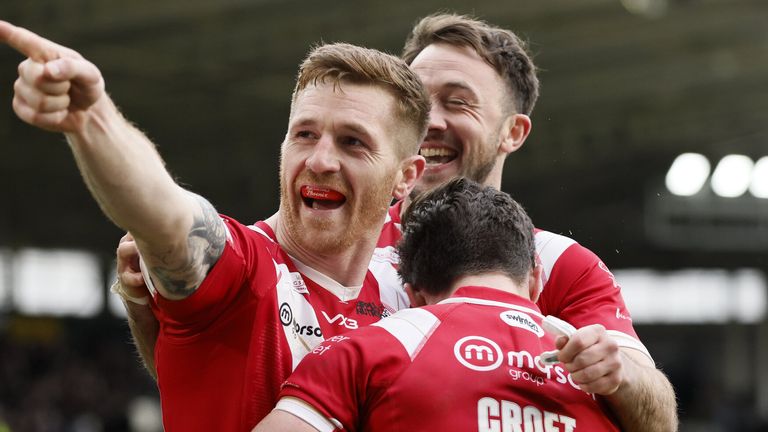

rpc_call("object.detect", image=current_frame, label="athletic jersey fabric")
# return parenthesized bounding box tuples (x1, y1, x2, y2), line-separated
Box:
(147, 215, 409, 431)
(377, 201, 650, 358)
(278, 285, 621, 431)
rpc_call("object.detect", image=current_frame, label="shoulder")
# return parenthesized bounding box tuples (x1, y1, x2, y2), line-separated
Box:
(534, 228, 603, 282)
(371, 308, 442, 357)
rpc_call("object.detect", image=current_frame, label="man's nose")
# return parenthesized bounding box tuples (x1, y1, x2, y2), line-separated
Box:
(427, 101, 448, 131)
(305, 135, 341, 173)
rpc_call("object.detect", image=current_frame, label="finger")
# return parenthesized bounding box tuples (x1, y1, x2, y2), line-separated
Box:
(45, 57, 104, 109)
(120, 271, 148, 289)
(555, 335, 568, 350)
(566, 341, 620, 373)
(45, 57, 102, 87)
(14, 78, 71, 113)
(12, 96, 68, 130)
(571, 363, 622, 395)
(557, 325, 603, 362)
(119, 232, 135, 244)
(0, 21, 62, 62)
(117, 240, 142, 272)
(18, 59, 72, 95)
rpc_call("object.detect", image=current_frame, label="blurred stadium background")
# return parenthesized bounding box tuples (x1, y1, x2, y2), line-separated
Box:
(1, 0, 767, 430)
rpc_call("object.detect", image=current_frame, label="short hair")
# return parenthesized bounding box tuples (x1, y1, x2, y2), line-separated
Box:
(292, 43, 430, 156)
(402, 13, 540, 116)
(397, 178, 536, 296)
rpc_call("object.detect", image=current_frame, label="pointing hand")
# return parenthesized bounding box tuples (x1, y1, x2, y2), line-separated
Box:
(0, 20, 105, 132)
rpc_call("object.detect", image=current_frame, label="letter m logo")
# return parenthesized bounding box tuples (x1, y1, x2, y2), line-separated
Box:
(465, 344, 494, 361)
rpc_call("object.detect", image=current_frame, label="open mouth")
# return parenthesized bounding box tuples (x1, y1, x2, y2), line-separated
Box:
(300, 185, 347, 210)
(420, 147, 458, 166)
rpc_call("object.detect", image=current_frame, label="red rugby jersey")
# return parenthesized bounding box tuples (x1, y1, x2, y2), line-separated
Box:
(279, 286, 622, 431)
(147, 216, 409, 431)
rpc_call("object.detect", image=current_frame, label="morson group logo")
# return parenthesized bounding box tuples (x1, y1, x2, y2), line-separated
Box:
(279, 302, 323, 338)
(453, 336, 504, 372)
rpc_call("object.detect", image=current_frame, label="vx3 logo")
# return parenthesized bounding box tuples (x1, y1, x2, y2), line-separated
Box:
(321, 311, 358, 329)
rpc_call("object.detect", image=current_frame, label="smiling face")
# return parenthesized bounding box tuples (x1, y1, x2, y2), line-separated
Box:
(410, 43, 513, 195)
(279, 82, 407, 255)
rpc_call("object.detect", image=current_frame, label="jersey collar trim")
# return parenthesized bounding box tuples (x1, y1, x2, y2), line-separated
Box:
(288, 254, 364, 302)
(438, 286, 543, 318)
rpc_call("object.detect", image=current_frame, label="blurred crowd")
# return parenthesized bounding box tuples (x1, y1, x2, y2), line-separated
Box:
(0, 315, 160, 432)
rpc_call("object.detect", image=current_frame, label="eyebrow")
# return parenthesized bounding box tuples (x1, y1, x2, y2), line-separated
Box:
(438, 81, 479, 100)
(290, 117, 317, 128)
(343, 122, 374, 138)
(289, 117, 376, 141)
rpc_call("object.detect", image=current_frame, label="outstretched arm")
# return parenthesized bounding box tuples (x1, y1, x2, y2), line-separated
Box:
(1, 21, 224, 299)
(556, 325, 678, 432)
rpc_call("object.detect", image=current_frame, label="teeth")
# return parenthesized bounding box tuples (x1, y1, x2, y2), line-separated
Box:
(420, 148, 457, 158)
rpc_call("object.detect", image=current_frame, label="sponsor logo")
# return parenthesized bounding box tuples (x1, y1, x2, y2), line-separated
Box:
(355, 301, 392, 318)
(279, 302, 323, 338)
(616, 308, 632, 321)
(509, 369, 545, 386)
(454, 336, 504, 372)
(453, 335, 581, 390)
(321, 311, 358, 329)
(279, 302, 292, 326)
(598, 260, 619, 289)
(499, 311, 544, 337)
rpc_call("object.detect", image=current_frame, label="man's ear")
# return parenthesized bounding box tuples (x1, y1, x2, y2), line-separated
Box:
(405, 283, 427, 307)
(393, 155, 425, 200)
(528, 264, 543, 303)
(498, 113, 532, 155)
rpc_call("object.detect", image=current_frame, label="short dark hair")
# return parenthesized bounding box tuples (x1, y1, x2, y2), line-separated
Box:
(402, 13, 540, 116)
(397, 178, 536, 296)
(293, 43, 430, 157)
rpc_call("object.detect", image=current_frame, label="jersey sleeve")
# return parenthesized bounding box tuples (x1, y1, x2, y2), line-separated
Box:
(278, 328, 403, 431)
(536, 234, 651, 358)
(151, 215, 277, 337)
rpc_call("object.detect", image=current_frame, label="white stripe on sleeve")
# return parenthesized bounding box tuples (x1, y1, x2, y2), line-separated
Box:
(274, 397, 342, 432)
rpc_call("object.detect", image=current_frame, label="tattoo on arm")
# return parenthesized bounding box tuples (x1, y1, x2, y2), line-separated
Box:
(149, 194, 227, 298)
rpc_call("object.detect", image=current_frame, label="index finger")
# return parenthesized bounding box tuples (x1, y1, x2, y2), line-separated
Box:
(0, 20, 61, 62)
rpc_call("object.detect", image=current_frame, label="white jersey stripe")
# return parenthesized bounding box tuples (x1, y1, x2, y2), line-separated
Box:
(274, 262, 326, 371)
(247, 223, 273, 242)
(372, 308, 440, 360)
(607, 330, 653, 362)
(369, 246, 409, 313)
(438, 296, 544, 319)
(535, 231, 576, 291)
(274, 397, 339, 432)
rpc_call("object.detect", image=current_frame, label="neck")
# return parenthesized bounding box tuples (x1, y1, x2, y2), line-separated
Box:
(272, 212, 380, 287)
(421, 272, 529, 305)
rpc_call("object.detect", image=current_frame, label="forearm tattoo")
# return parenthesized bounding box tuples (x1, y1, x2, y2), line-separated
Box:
(149, 194, 226, 298)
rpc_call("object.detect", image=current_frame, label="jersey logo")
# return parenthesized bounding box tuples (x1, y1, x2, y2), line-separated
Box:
(321, 311, 359, 329)
(453, 336, 504, 372)
(279, 302, 324, 338)
(355, 300, 391, 318)
(598, 261, 620, 289)
(288, 271, 309, 294)
(500, 311, 544, 337)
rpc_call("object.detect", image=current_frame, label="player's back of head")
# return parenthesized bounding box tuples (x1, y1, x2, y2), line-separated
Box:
(398, 177, 535, 296)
